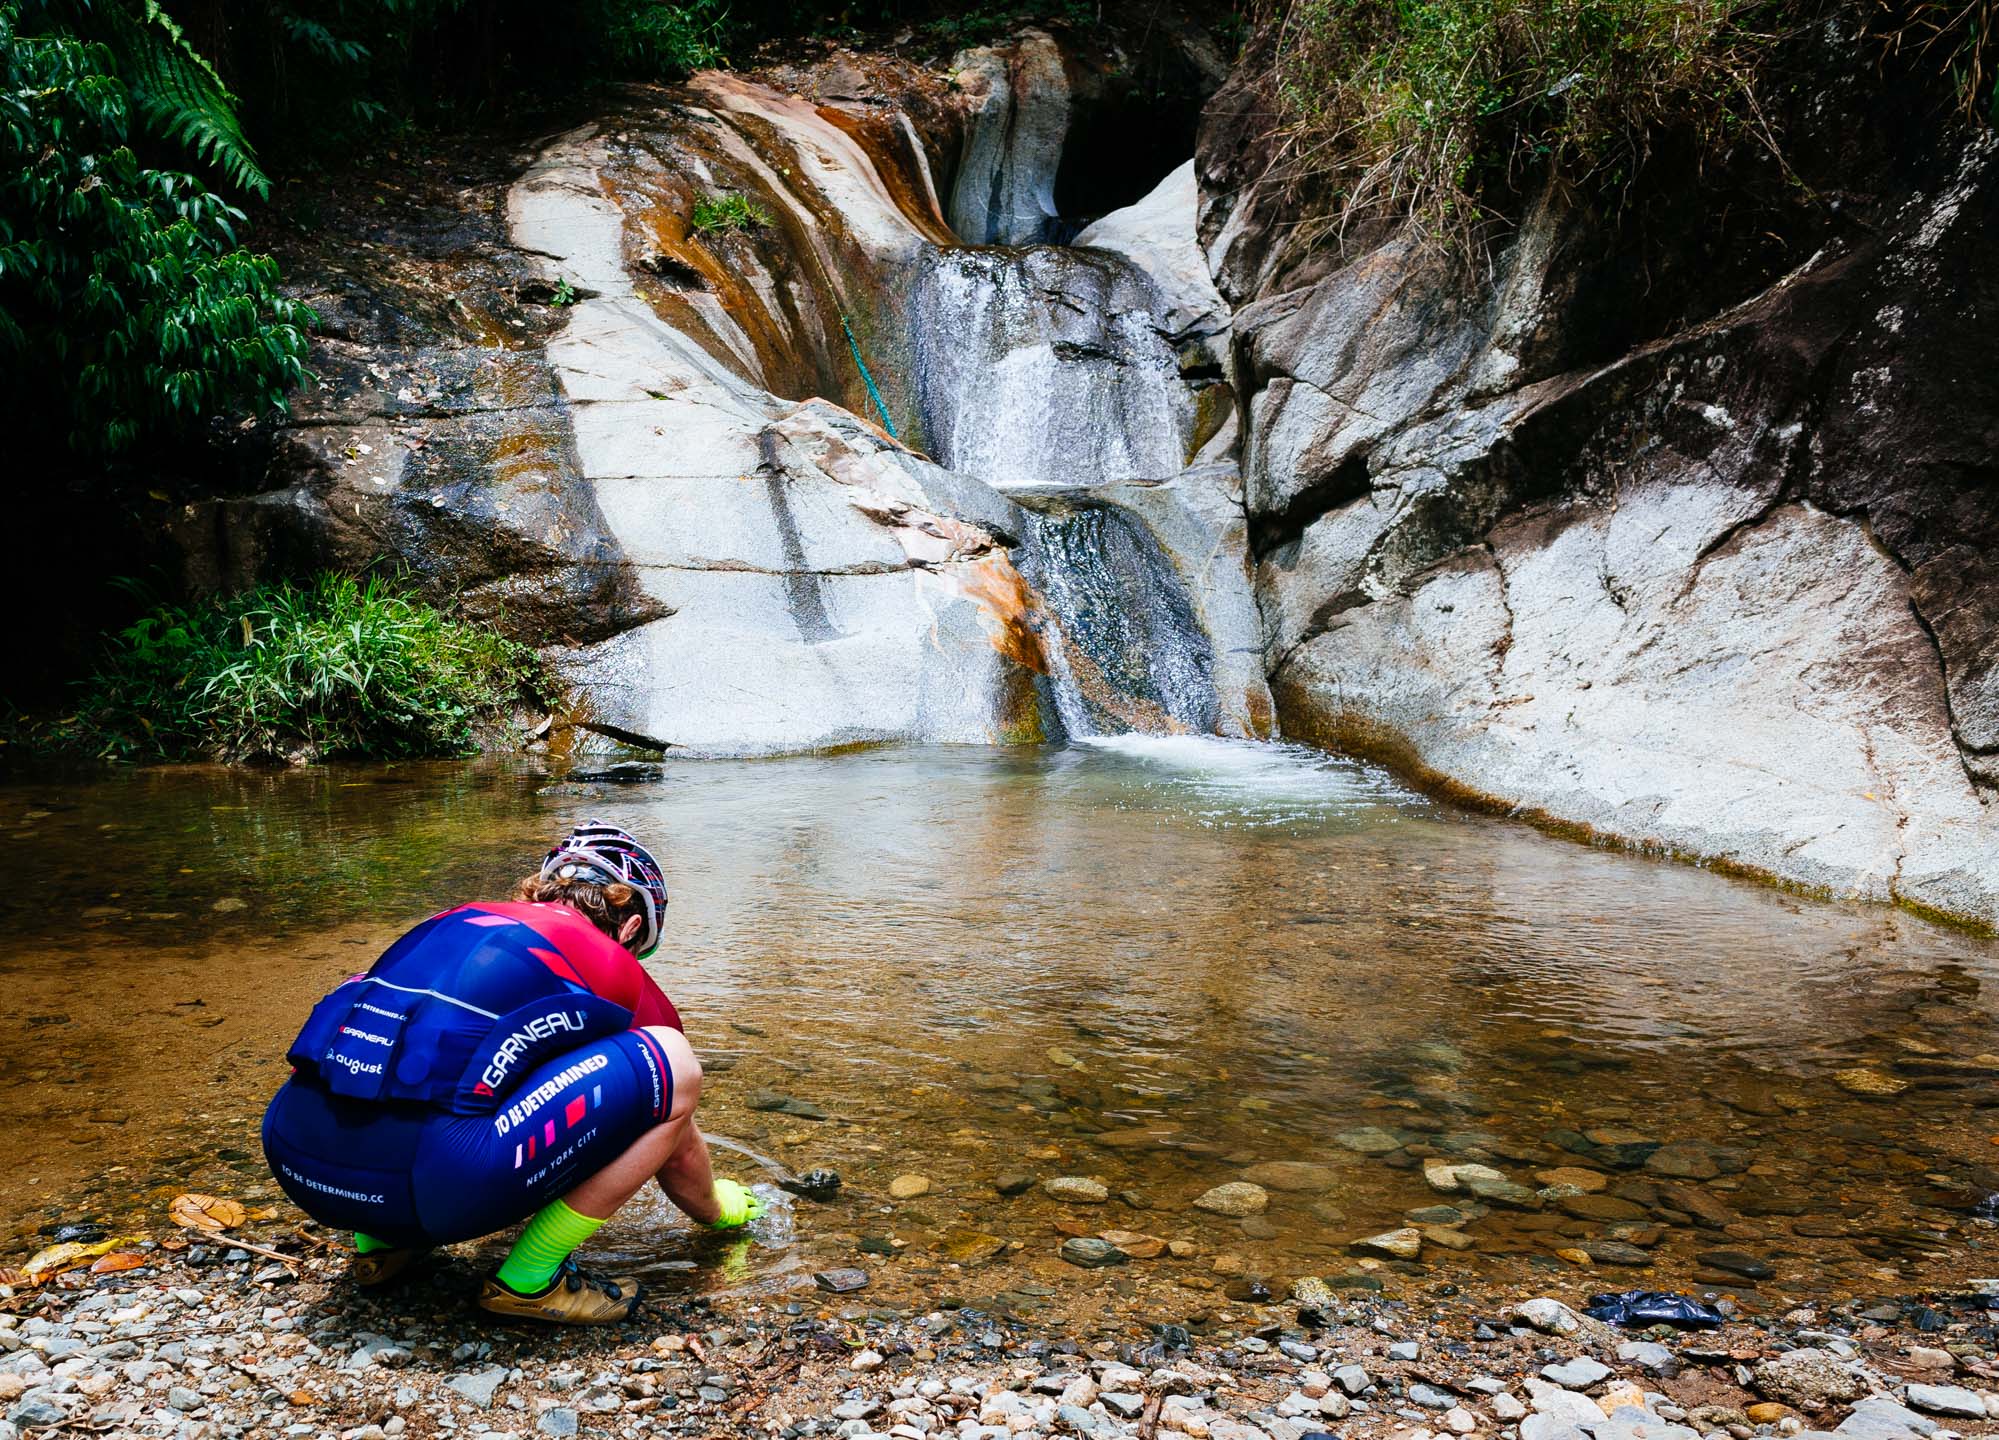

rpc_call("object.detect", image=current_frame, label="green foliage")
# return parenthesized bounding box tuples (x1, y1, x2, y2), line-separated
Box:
(0, 5, 316, 453)
(690, 190, 776, 232)
(88, 0, 271, 196)
(595, 0, 734, 72)
(1270, 0, 1792, 248)
(550, 276, 578, 306)
(45, 575, 552, 763)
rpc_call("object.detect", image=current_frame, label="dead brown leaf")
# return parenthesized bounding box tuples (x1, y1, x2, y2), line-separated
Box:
(169, 1193, 247, 1232)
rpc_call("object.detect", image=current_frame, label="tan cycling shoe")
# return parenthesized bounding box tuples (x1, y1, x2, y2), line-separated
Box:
(477, 1259, 641, 1325)
(350, 1246, 427, 1288)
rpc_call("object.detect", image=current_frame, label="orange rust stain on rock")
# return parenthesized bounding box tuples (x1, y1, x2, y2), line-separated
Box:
(955, 553, 1049, 676)
(1244, 684, 1275, 740)
(814, 105, 956, 246)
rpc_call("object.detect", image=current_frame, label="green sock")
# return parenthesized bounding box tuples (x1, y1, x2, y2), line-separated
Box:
(354, 1232, 394, 1254)
(495, 1199, 605, 1294)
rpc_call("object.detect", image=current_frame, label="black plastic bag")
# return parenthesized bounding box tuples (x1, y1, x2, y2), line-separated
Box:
(1586, 1290, 1726, 1328)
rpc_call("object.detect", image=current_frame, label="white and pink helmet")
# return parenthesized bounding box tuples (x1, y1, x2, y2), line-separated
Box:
(540, 820, 669, 956)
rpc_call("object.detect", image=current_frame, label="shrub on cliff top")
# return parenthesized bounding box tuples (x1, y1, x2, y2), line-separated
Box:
(1269, 0, 1796, 250)
(43, 575, 551, 764)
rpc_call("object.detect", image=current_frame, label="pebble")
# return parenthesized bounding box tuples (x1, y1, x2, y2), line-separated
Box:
(1238, 1162, 1340, 1192)
(888, 1175, 930, 1199)
(1492, 1393, 1528, 1421)
(1542, 1358, 1611, 1389)
(1350, 1228, 1422, 1260)
(1513, 1299, 1584, 1336)
(815, 1268, 869, 1293)
(1410, 1384, 1456, 1410)
(1616, 1342, 1676, 1376)
(1058, 1237, 1125, 1268)
(536, 1410, 578, 1437)
(1043, 1177, 1109, 1205)
(1334, 1365, 1373, 1396)
(1335, 1128, 1404, 1155)
(447, 1367, 509, 1409)
(1699, 1249, 1773, 1279)
(1192, 1183, 1268, 1217)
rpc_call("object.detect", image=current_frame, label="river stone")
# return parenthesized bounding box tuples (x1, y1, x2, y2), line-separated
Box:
(1411, 1384, 1457, 1410)
(1654, 1182, 1736, 1229)
(1838, 1396, 1940, 1438)
(1059, 1237, 1126, 1268)
(1423, 1225, 1476, 1251)
(8, 1392, 67, 1429)
(1560, 1192, 1648, 1221)
(994, 1171, 1036, 1196)
(1751, 1349, 1870, 1409)
(1543, 1358, 1612, 1389)
(1457, 1166, 1542, 1209)
(888, 1174, 931, 1199)
(1512, 1298, 1584, 1335)
(1334, 1365, 1373, 1396)
(1239, 1161, 1340, 1192)
(1835, 1068, 1911, 1097)
(1699, 1248, 1774, 1279)
(1043, 1176, 1109, 1204)
(1098, 1230, 1165, 1259)
(1535, 1167, 1609, 1192)
(1292, 1276, 1336, 1318)
(447, 1366, 509, 1409)
(814, 1268, 869, 1293)
(1582, 1240, 1653, 1267)
(538, 1409, 579, 1437)
(1335, 1126, 1404, 1154)
(1905, 1386, 1987, 1419)
(1193, 1182, 1268, 1216)
(1644, 1142, 1723, 1179)
(939, 1230, 1006, 1265)
(1349, 1227, 1422, 1259)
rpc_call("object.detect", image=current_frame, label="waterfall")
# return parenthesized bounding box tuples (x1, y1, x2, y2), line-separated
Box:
(905, 243, 1223, 740)
(1016, 500, 1219, 738)
(908, 247, 1192, 487)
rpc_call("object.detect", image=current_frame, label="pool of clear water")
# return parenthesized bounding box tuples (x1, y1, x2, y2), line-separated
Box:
(3, 739, 1995, 1322)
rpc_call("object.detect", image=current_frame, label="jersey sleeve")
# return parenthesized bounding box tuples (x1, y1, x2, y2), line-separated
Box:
(629, 968, 683, 1032)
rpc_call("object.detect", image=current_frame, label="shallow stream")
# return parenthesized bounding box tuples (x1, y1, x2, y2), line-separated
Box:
(4, 740, 1996, 1323)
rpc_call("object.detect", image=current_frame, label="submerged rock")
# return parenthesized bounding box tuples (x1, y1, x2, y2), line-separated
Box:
(1192, 1182, 1269, 1217)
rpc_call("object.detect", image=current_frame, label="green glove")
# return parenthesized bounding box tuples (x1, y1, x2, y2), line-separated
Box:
(705, 1178, 764, 1229)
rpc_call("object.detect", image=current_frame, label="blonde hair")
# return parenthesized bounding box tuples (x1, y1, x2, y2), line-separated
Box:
(513, 872, 644, 941)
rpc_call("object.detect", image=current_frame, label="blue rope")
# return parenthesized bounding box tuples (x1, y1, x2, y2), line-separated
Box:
(840, 314, 898, 439)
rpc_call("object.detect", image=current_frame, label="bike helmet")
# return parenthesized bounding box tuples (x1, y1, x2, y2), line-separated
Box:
(540, 820, 669, 957)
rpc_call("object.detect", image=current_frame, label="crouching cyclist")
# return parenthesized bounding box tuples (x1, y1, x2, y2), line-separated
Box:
(261, 821, 761, 1323)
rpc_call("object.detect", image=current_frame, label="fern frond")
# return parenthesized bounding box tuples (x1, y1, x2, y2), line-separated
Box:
(93, 0, 269, 197)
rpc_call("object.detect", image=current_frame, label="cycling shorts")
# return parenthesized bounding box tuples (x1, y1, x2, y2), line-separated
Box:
(262, 1028, 675, 1247)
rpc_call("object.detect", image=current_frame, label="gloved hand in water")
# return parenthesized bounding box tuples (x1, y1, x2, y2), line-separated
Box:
(704, 1178, 764, 1230)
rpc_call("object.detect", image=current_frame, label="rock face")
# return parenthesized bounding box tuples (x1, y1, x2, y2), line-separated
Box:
(1197, 32, 1999, 925)
(197, 26, 1265, 758)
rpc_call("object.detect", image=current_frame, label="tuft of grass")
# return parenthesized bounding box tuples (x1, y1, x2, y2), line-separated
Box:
(1268, 0, 1800, 254)
(689, 191, 776, 233)
(35, 575, 552, 764)
(1878, 0, 1998, 123)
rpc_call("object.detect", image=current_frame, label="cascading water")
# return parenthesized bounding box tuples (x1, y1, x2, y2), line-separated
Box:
(907, 240, 1223, 740)
(1015, 501, 1218, 737)
(909, 246, 1192, 486)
